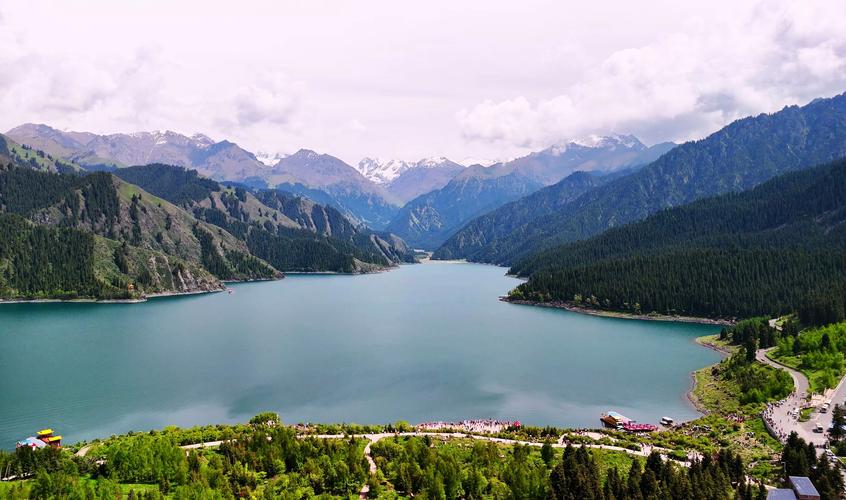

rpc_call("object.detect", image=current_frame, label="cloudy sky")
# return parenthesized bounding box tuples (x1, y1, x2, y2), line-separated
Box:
(1, 0, 845, 165)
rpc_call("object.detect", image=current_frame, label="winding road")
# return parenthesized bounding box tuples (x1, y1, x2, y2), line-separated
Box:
(757, 347, 846, 448)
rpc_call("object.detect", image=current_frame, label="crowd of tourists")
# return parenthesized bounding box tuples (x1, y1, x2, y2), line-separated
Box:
(417, 419, 521, 433)
(762, 392, 803, 443)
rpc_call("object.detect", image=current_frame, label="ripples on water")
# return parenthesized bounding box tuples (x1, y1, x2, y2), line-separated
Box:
(0, 262, 720, 446)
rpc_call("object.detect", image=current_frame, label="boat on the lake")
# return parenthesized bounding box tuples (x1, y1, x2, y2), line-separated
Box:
(600, 411, 631, 429)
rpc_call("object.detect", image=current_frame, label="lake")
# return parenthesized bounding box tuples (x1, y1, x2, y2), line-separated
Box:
(0, 261, 720, 447)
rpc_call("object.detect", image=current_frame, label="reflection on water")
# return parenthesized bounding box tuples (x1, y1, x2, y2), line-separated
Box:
(0, 262, 720, 447)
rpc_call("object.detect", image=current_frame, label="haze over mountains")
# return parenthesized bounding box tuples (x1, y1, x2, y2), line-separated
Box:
(8, 124, 676, 243)
(386, 136, 675, 249)
(435, 92, 846, 264)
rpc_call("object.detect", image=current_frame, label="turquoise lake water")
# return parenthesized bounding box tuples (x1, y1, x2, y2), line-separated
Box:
(0, 261, 720, 447)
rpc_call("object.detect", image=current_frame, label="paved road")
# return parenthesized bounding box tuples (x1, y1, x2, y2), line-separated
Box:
(756, 348, 818, 445)
(758, 347, 846, 449)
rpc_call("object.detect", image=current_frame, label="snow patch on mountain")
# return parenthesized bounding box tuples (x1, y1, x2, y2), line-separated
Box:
(356, 158, 414, 184)
(256, 151, 285, 167)
(567, 134, 644, 151)
(459, 157, 500, 167)
(357, 157, 465, 184)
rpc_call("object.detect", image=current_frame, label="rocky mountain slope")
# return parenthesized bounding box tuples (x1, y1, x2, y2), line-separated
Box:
(388, 136, 673, 249)
(270, 149, 400, 229)
(383, 158, 466, 204)
(6, 124, 270, 180)
(0, 139, 416, 300)
(114, 164, 416, 269)
(446, 92, 846, 265)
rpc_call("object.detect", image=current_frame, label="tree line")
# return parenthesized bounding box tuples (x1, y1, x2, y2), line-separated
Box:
(510, 159, 846, 320)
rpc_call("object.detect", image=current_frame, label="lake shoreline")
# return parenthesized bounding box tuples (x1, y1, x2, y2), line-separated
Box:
(0, 263, 412, 305)
(501, 298, 735, 326)
(686, 335, 733, 415)
(0, 287, 227, 305)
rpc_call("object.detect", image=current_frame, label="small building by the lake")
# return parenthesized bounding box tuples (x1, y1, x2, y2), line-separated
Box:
(15, 428, 61, 449)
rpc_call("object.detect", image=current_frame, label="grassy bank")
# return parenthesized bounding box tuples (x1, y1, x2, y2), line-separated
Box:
(685, 334, 788, 481)
(770, 321, 846, 393)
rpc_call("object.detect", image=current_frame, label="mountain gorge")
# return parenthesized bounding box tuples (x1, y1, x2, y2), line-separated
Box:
(388, 136, 674, 249)
(438, 92, 846, 265)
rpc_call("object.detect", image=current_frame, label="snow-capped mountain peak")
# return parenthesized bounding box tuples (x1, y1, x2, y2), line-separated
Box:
(356, 156, 465, 184)
(255, 150, 285, 167)
(356, 157, 414, 184)
(415, 156, 451, 168)
(190, 133, 215, 146)
(568, 134, 644, 150)
(459, 157, 500, 167)
(545, 134, 645, 156)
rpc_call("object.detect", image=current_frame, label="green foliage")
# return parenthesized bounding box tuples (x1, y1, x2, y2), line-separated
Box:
(782, 432, 844, 499)
(799, 284, 846, 327)
(0, 213, 100, 299)
(775, 321, 846, 391)
(371, 437, 754, 499)
(100, 434, 189, 484)
(719, 353, 793, 405)
(249, 412, 282, 426)
(114, 164, 220, 206)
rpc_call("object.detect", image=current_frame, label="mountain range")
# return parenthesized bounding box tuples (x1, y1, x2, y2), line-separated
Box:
(5, 124, 471, 230)
(436, 92, 846, 264)
(509, 157, 846, 319)
(387, 136, 675, 249)
(0, 133, 416, 300)
(356, 157, 466, 203)
(6, 123, 270, 180)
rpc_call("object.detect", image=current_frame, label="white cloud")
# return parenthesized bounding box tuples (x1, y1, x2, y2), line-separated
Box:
(232, 74, 304, 127)
(457, 0, 846, 149)
(0, 0, 844, 164)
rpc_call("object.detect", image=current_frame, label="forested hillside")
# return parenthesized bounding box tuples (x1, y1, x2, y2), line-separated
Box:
(509, 159, 846, 319)
(0, 153, 415, 300)
(0, 162, 273, 299)
(0, 133, 81, 174)
(433, 170, 616, 260)
(442, 92, 846, 265)
(115, 164, 416, 271)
